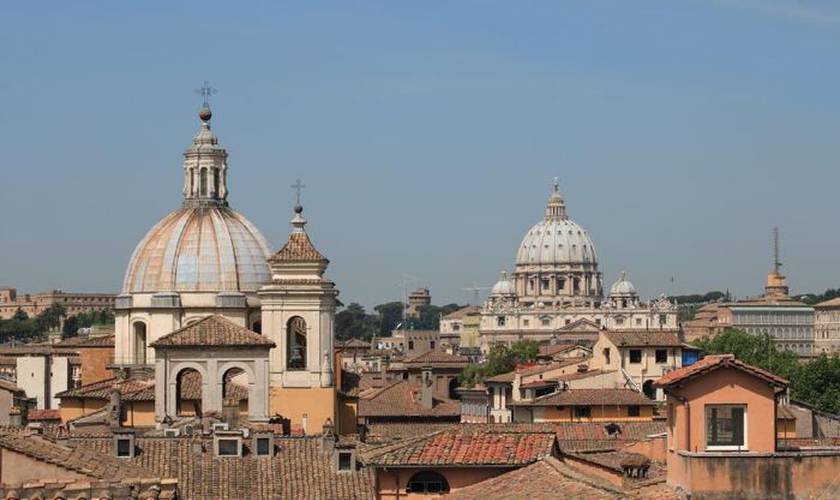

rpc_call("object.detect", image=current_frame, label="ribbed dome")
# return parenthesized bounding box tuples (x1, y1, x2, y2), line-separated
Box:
(122, 206, 272, 293)
(515, 179, 598, 267)
(491, 271, 515, 296)
(609, 271, 637, 297)
(515, 219, 598, 266)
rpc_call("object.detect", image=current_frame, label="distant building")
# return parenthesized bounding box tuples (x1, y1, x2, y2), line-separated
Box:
(0, 287, 115, 320)
(406, 288, 431, 318)
(814, 297, 840, 354)
(479, 181, 678, 351)
(440, 305, 481, 348)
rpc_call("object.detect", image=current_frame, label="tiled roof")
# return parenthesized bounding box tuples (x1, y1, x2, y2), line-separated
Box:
(0, 378, 24, 394)
(443, 456, 623, 500)
(510, 389, 654, 407)
(150, 315, 275, 348)
(366, 422, 459, 441)
(777, 404, 797, 420)
(403, 350, 469, 367)
(53, 334, 115, 348)
(485, 371, 516, 383)
(441, 305, 482, 320)
(538, 344, 589, 358)
(363, 428, 556, 467)
(0, 432, 158, 481)
(516, 357, 588, 377)
(27, 409, 62, 421)
(815, 297, 840, 308)
(73, 435, 374, 500)
(653, 354, 789, 388)
(340, 338, 371, 349)
(603, 331, 681, 347)
(357, 381, 460, 418)
(57, 371, 246, 402)
(269, 232, 328, 263)
(553, 368, 617, 382)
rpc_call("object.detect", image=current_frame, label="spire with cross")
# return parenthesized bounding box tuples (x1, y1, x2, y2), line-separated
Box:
(291, 179, 306, 208)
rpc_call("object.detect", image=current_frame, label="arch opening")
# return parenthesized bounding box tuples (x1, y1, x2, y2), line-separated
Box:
(287, 316, 307, 370)
(222, 367, 249, 416)
(176, 368, 203, 417)
(407, 471, 450, 494)
(133, 322, 147, 365)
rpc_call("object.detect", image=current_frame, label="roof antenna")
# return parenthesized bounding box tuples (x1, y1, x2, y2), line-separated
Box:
(773, 227, 782, 274)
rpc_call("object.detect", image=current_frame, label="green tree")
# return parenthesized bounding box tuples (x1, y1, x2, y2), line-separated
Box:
(459, 340, 540, 388)
(788, 354, 840, 414)
(374, 301, 404, 336)
(12, 308, 28, 321)
(335, 303, 378, 341)
(692, 328, 799, 380)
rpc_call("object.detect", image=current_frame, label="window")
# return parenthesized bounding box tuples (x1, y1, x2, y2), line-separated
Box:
(116, 438, 132, 458)
(256, 437, 271, 456)
(706, 405, 746, 450)
(200, 169, 208, 196)
(523, 319, 530, 327)
(338, 451, 353, 471)
(603, 348, 611, 364)
(497, 316, 506, 326)
(541, 318, 550, 327)
(655, 349, 667, 364)
(217, 438, 240, 456)
(430, 341, 436, 349)
(453, 324, 460, 332)
(635, 318, 642, 326)
(408, 340, 415, 350)
(659, 314, 667, 325)
(287, 316, 307, 370)
(574, 406, 591, 419)
(541, 278, 550, 290)
(615, 318, 625, 326)
(407, 471, 450, 494)
(627, 405, 641, 417)
(629, 350, 642, 363)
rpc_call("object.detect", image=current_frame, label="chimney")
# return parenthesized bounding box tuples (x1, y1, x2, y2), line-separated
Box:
(420, 365, 433, 410)
(108, 386, 122, 429)
(222, 397, 240, 429)
(321, 418, 336, 454)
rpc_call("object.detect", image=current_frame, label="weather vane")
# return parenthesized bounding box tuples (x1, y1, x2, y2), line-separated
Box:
(195, 80, 217, 107)
(291, 178, 306, 206)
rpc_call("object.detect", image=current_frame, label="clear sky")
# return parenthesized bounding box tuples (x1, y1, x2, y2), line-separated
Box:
(2, 1, 839, 309)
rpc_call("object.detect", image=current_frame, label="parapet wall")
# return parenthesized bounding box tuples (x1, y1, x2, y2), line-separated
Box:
(668, 449, 840, 499)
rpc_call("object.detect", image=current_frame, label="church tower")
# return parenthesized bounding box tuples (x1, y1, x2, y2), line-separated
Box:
(259, 202, 338, 434)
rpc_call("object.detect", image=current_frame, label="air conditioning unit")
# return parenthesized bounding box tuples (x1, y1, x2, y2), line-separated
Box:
(164, 428, 181, 438)
(212, 422, 229, 432)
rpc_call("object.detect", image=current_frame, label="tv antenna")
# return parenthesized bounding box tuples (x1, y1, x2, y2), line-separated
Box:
(463, 282, 490, 305)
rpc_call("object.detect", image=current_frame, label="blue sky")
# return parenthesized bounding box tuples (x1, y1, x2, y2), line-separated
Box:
(2, 1, 840, 308)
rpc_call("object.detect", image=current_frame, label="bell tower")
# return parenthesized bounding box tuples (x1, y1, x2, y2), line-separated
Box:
(259, 198, 338, 434)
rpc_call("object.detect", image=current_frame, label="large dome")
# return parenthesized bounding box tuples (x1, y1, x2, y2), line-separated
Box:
(515, 180, 598, 267)
(516, 218, 598, 266)
(122, 206, 272, 293)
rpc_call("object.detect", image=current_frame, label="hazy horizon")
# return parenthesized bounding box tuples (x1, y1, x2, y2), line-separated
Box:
(2, 1, 840, 310)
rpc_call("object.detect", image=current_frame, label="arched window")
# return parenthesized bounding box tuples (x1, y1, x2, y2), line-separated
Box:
(213, 169, 220, 196)
(133, 322, 147, 365)
(643, 380, 656, 400)
(287, 316, 307, 370)
(407, 471, 449, 494)
(251, 320, 262, 334)
(200, 169, 208, 196)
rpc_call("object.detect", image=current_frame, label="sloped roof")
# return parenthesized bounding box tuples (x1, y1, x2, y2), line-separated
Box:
(71, 435, 374, 500)
(538, 343, 590, 358)
(404, 350, 469, 367)
(363, 428, 556, 467)
(603, 331, 681, 347)
(53, 334, 115, 348)
(0, 432, 158, 481)
(0, 377, 24, 394)
(443, 456, 623, 500)
(485, 371, 516, 383)
(653, 354, 788, 389)
(357, 381, 460, 418)
(269, 232, 328, 263)
(510, 389, 654, 407)
(340, 338, 371, 349)
(442, 305, 482, 320)
(815, 297, 840, 308)
(27, 409, 62, 421)
(150, 315, 275, 348)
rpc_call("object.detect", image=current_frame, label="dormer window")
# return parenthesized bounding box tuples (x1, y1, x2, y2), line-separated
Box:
(253, 432, 274, 456)
(113, 431, 135, 458)
(214, 430, 243, 457)
(338, 451, 352, 471)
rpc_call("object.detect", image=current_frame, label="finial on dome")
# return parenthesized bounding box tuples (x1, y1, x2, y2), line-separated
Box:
(290, 179, 308, 232)
(553, 176, 559, 193)
(619, 270, 627, 281)
(198, 106, 212, 122)
(194, 81, 217, 123)
(544, 177, 567, 221)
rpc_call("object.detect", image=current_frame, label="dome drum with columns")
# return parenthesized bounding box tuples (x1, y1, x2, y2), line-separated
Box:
(115, 106, 271, 365)
(479, 180, 678, 350)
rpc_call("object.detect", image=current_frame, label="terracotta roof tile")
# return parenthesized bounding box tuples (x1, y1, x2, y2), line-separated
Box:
(510, 389, 654, 407)
(150, 315, 275, 348)
(0, 433, 158, 481)
(441, 305, 482, 320)
(357, 381, 460, 418)
(653, 354, 789, 388)
(603, 331, 681, 347)
(27, 409, 62, 421)
(443, 456, 624, 500)
(53, 334, 115, 348)
(404, 350, 469, 367)
(363, 428, 556, 466)
(72, 435, 374, 499)
(269, 232, 328, 263)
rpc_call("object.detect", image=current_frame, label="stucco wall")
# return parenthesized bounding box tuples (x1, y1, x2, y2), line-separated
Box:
(270, 386, 336, 435)
(78, 347, 113, 386)
(521, 404, 653, 423)
(375, 467, 509, 500)
(669, 450, 840, 499)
